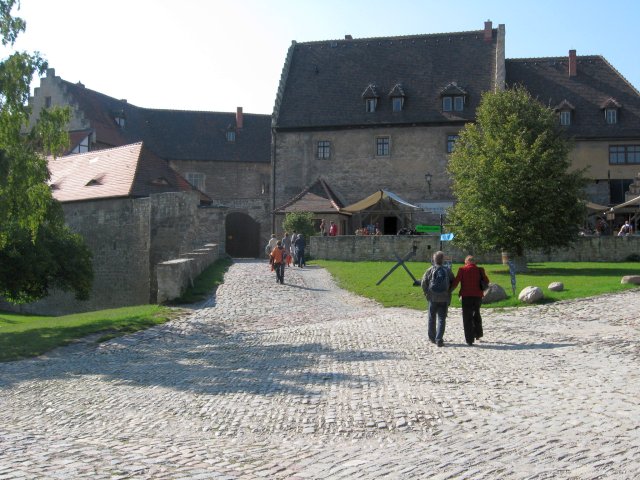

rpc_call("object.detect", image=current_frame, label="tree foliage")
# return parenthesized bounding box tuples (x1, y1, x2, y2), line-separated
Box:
(282, 211, 315, 240)
(0, 0, 93, 303)
(447, 86, 587, 257)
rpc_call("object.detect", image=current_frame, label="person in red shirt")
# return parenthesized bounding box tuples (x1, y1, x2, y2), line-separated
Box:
(329, 221, 338, 236)
(451, 255, 490, 346)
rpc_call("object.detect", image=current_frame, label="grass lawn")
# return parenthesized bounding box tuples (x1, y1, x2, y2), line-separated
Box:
(0, 305, 179, 362)
(314, 260, 640, 310)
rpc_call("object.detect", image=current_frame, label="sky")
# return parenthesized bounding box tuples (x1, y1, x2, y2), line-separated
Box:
(4, 0, 640, 115)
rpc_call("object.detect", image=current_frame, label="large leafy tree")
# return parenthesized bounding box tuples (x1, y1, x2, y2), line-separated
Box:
(0, 0, 92, 303)
(447, 86, 587, 266)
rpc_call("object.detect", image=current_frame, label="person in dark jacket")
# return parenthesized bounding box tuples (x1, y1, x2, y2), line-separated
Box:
(421, 251, 455, 347)
(451, 255, 490, 346)
(294, 233, 306, 268)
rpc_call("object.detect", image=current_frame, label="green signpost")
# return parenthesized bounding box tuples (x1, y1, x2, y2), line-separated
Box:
(415, 224, 440, 233)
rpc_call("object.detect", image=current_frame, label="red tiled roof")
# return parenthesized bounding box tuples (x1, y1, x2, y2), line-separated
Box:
(48, 142, 211, 204)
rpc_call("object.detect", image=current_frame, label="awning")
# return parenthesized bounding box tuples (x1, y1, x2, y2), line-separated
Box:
(586, 201, 609, 212)
(341, 190, 421, 213)
(609, 194, 640, 211)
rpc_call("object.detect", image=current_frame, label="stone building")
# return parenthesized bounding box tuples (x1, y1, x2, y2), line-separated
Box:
(272, 21, 640, 233)
(1, 143, 226, 315)
(29, 69, 272, 257)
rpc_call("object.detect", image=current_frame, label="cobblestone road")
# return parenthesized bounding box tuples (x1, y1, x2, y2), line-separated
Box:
(1, 259, 639, 479)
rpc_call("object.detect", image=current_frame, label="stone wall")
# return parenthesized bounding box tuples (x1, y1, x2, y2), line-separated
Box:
(310, 235, 640, 263)
(1, 192, 228, 315)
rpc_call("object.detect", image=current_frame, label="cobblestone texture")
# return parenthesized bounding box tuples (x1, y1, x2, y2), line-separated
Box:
(1, 259, 639, 479)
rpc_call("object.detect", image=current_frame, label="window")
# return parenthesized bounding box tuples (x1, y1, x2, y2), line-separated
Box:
(366, 98, 377, 112)
(609, 145, 640, 164)
(559, 111, 571, 126)
(71, 135, 90, 154)
(376, 136, 390, 156)
(392, 97, 403, 112)
(609, 179, 634, 204)
(442, 96, 464, 112)
(115, 116, 125, 128)
(186, 172, 205, 191)
(317, 140, 331, 159)
(605, 108, 617, 124)
(226, 131, 236, 142)
(446, 134, 459, 153)
(45, 96, 52, 108)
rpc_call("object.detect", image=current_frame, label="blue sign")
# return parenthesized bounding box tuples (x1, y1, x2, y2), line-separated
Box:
(440, 233, 455, 241)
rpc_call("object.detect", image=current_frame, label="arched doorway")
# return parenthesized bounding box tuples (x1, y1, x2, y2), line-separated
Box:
(225, 212, 260, 258)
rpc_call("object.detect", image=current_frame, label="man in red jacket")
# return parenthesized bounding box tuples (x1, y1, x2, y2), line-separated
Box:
(451, 255, 490, 346)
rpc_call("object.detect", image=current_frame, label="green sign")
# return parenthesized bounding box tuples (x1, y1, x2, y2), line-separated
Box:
(415, 224, 440, 233)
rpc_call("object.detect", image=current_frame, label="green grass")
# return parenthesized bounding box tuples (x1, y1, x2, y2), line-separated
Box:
(170, 257, 232, 304)
(0, 305, 178, 362)
(314, 260, 640, 310)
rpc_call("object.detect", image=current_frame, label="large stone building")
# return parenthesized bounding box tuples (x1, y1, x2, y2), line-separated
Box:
(272, 21, 640, 233)
(29, 69, 272, 257)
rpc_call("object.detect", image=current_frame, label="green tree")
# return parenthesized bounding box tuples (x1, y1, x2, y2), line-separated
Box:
(282, 211, 315, 240)
(0, 0, 93, 303)
(447, 86, 587, 269)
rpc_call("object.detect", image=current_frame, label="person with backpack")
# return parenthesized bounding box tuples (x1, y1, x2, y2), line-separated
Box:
(451, 255, 490, 346)
(269, 240, 287, 284)
(421, 250, 455, 347)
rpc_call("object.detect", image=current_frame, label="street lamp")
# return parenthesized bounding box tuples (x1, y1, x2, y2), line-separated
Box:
(606, 208, 615, 236)
(425, 172, 432, 194)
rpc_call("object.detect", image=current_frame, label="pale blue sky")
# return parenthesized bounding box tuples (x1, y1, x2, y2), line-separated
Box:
(4, 0, 640, 114)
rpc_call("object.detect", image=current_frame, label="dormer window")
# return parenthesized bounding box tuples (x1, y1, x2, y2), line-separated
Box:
(440, 82, 467, 113)
(362, 84, 379, 113)
(114, 109, 125, 129)
(388, 83, 405, 112)
(601, 98, 621, 125)
(226, 131, 236, 142)
(554, 100, 575, 127)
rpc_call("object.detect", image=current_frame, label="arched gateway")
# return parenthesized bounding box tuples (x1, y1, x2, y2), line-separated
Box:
(225, 212, 260, 258)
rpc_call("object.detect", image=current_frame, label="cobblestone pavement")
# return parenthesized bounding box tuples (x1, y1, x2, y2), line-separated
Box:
(1, 259, 639, 479)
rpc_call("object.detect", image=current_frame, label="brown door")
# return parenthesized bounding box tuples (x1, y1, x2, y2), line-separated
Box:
(225, 213, 260, 258)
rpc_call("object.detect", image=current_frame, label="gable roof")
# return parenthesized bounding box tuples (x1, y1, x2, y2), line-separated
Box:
(48, 142, 211, 203)
(57, 78, 272, 163)
(273, 27, 502, 129)
(506, 55, 640, 139)
(274, 177, 348, 214)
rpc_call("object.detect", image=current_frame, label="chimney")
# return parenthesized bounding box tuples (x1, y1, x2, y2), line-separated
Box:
(568, 49, 577, 77)
(345, 34, 352, 40)
(484, 20, 493, 42)
(236, 106, 243, 129)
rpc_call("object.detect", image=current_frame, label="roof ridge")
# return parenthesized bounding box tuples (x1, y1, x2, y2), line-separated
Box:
(297, 28, 489, 46)
(507, 54, 602, 62)
(58, 141, 143, 160)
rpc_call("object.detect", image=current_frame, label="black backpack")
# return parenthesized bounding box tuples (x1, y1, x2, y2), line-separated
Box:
(430, 266, 449, 293)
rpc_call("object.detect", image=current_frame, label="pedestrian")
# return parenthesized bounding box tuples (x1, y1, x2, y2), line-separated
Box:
(290, 231, 298, 265)
(618, 220, 631, 236)
(329, 220, 338, 236)
(421, 250, 455, 347)
(282, 232, 292, 267)
(269, 240, 287, 284)
(451, 255, 490, 346)
(265, 234, 278, 258)
(294, 233, 306, 268)
(319, 219, 327, 236)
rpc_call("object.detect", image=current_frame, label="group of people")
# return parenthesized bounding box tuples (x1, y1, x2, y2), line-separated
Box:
(319, 219, 338, 236)
(266, 232, 306, 284)
(421, 251, 489, 347)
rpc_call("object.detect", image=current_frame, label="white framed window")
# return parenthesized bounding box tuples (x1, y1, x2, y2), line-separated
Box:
(317, 140, 331, 159)
(392, 97, 403, 112)
(605, 108, 617, 124)
(115, 116, 125, 128)
(442, 97, 452, 112)
(366, 98, 377, 112)
(376, 136, 390, 156)
(226, 131, 236, 142)
(559, 111, 571, 126)
(453, 96, 464, 111)
(71, 135, 90, 154)
(443, 96, 464, 112)
(186, 172, 205, 191)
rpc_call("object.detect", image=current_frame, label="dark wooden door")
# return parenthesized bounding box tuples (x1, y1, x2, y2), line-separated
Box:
(225, 213, 260, 258)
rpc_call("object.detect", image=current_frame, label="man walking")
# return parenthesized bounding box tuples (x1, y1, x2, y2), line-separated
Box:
(451, 255, 490, 346)
(421, 251, 455, 347)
